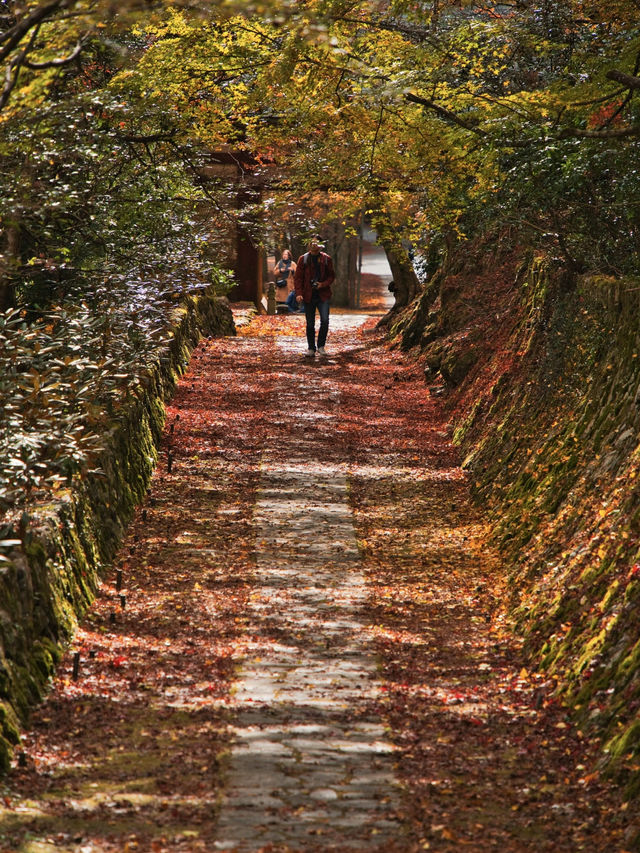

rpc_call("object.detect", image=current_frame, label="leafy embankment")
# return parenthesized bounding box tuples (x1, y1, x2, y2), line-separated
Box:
(0, 330, 264, 853)
(0, 291, 234, 773)
(394, 242, 640, 797)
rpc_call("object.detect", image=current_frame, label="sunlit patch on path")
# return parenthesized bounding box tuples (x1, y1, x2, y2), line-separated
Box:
(214, 330, 403, 851)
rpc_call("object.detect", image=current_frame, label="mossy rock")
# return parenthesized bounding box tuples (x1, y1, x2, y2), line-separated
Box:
(421, 322, 438, 347)
(605, 718, 640, 766)
(407, 244, 640, 797)
(440, 342, 479, 386)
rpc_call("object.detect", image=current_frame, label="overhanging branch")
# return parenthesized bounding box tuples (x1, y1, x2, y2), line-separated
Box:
(24, 36, 87, 69)
(606, 69, 640, 90)
(558, 125, 640, 139)
(405, 92, 486, 136)
(0, 0, 72, 61)
(119, 131, 178, 143)
(0, 24, 40, 111)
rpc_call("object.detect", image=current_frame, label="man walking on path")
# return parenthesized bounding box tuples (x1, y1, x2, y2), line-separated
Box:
(294, 235, 335, 357)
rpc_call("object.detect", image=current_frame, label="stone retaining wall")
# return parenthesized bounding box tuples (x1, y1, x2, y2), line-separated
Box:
(0, 290, 235, 771)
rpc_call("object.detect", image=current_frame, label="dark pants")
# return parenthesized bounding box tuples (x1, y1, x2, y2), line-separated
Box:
(305, 291, 330, 350)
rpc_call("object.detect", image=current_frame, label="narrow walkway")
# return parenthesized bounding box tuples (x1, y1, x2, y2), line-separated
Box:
(358, 226, 394, 312)
(215, 335, 400, 849)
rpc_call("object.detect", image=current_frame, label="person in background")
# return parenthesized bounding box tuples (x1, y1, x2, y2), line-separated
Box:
(286, 288, 304, 313)
(274, 249, 296, 305)
(294, 236, 335, 357)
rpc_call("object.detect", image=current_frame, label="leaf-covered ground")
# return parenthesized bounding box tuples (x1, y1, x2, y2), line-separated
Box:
(337, 345, 636, 851)
(0, 303, 636, 852)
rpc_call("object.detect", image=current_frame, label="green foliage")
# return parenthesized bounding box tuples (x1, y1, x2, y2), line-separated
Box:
(0, 2, 240, 526)
(7, 1, 639, 279)
(0, 82, 235, 304)
(0, 291, 176, 514)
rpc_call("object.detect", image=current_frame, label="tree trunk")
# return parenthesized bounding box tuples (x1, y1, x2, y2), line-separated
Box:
(320, 219, 358, 308)
(383, 247, 419, 308)
(373, 218, 420, 309)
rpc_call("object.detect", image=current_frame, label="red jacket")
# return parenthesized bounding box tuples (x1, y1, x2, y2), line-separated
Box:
(294, 251, 335, 303)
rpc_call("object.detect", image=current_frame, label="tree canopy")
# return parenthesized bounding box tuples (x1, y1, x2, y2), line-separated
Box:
(109, 0, 640, 277)
(2, 0, 640, 300)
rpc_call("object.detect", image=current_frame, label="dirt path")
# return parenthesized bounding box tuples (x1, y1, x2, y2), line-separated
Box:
(0, 310, 634, 852)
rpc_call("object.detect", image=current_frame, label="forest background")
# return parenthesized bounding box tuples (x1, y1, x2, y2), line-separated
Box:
(2, 0, 640, 796)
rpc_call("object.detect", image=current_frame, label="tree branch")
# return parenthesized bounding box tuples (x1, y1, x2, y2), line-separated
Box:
(405, 92, 486, 136)
(565, 87, 627, 107)
(118, 131, 178, 144)
(606, 69, 640, 90)
(0, 0, 72, 60)
(23, 35, 87, 69)
(338, 14, 436, 46)
(369, 103, 384, 178)
(0, 22, 40, 111)
(558, 124, 640, 139)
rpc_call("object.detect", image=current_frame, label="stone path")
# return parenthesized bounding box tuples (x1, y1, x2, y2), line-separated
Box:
(214, 333, 402, 850)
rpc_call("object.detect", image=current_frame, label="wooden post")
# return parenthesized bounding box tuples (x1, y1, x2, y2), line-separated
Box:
(267, 282, 276, 315)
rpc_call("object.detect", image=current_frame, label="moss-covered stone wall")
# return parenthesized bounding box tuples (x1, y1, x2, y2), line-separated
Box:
(397, 247, 640, 796)
(0, 291, 235, 772)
